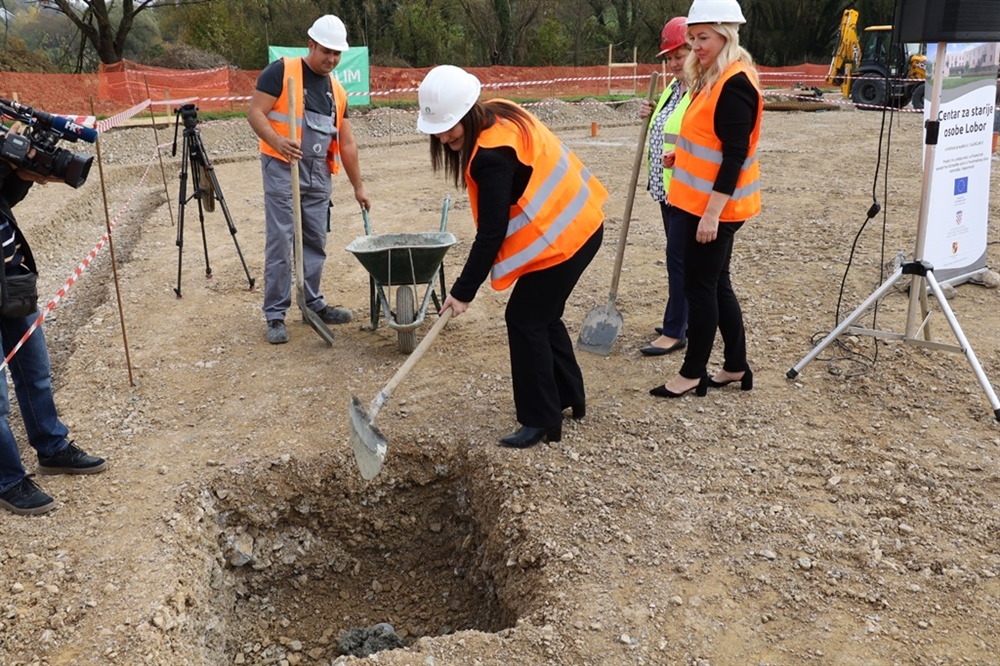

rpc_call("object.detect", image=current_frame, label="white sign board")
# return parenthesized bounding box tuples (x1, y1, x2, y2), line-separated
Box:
(921, 43, 999, 282)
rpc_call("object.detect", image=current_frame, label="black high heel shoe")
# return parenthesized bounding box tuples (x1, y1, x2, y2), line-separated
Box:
(565, 404, 586, 420)
(649, 375, 708, 398)
(499, 424, 562, 448)
(706, 368, 753, 391)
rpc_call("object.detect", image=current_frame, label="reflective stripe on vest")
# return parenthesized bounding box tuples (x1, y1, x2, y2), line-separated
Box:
(259, 57, 347, 175)
(667, 61, 763, 222)
(466, 103, 608, 290)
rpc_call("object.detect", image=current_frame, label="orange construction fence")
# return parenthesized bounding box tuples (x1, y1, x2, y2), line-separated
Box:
(0, 60, 834, 119)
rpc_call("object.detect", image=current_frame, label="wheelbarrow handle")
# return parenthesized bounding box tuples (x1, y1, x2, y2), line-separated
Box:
(362, 208, 373, 235)
(439, 195, 450, 233)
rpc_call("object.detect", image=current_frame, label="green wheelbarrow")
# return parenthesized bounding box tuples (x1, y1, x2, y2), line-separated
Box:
(346, 197, 456, 353)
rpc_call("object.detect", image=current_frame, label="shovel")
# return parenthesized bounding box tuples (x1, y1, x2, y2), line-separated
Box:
(349, 307, 453, 479)
(577, 71, 659, 356)
(288, 80, 335, 346)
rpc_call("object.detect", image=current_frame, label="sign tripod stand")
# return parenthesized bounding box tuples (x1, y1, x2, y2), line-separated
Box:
(787, 43, 1000, 423)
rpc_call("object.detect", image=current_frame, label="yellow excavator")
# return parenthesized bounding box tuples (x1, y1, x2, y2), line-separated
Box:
(826, 9, 927, 110)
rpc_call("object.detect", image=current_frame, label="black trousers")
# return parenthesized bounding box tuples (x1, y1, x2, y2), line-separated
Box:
(658, 202, 689, 339)
(505, 225, 603, 428)
(677, 210, 747, 380)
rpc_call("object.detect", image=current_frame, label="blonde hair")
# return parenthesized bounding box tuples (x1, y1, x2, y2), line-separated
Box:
(684, 23, 759, 95)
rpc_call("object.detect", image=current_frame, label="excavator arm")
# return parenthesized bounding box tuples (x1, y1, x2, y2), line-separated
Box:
(827, 9, 861, 97)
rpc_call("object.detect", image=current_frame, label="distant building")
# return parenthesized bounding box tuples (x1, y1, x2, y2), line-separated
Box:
(941, 43, 1000, 77)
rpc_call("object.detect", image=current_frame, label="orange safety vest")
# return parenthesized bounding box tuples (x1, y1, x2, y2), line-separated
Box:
(667, 61, 763, 222)
(259, 57, 347, 175)
(466, 104, 608, 290)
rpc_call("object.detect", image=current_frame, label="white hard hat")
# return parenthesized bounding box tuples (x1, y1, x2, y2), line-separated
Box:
(308, 15, 350, 51)
(687, 0, 746, 25)
(417, 65, 482, 134)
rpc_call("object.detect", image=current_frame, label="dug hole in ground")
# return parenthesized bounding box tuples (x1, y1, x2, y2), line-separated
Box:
(1, 99, 1000, 665)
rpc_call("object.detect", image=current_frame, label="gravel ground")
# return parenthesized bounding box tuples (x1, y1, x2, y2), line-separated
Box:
(1, 102, 999, 666)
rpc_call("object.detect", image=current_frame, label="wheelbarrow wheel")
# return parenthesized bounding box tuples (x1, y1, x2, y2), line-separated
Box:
(396, 285, 416, 353)
(369, 275, 379, 330)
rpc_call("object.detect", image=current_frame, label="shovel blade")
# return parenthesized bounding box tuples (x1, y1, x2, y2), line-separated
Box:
(301, 303, 335, 347)
(349, 395, 388, 480)
(576, 303, 623, 356)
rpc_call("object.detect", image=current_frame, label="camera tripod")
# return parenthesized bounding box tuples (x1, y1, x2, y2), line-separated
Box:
(171, 103, 255, 297)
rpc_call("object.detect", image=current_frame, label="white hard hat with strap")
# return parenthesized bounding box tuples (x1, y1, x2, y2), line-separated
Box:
(417, 65, 482, 134)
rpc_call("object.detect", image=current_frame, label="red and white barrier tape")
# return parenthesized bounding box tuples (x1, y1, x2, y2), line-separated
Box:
(89, 70, 989, 122)
(761, 89, 925, 113)
(123, 65, 229, 79)
(96, 99, 151, 133)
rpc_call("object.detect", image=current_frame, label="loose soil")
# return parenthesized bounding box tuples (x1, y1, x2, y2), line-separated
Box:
(2, 100, 999, 666)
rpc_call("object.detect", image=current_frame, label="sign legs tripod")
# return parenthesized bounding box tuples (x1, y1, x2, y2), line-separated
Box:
(172, 103, 255, 298)
(787, 42, 1000, 423)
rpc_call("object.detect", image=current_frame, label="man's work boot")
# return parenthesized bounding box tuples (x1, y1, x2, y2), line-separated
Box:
(267, 319, 289, 344)
(315, 306, 353, 325)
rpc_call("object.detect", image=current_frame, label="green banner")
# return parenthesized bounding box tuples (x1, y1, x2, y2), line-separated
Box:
(266, 46, 371, 106)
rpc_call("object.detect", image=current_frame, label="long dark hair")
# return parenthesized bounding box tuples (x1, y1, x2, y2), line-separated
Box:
(429, 99, 534, 189)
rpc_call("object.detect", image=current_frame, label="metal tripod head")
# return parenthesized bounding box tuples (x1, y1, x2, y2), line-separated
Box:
(171, 103, 201, 158)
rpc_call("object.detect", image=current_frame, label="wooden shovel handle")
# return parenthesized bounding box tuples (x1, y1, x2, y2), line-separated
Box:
(369, 307, 453, 417)
(287, 79, 307, 302)
(608, 71, 659, 300)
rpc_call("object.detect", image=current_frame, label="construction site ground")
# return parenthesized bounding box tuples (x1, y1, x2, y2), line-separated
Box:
(2, 98, 1000, 666)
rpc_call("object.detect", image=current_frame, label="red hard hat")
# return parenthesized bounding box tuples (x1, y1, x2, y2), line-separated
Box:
(657, 16, 688, 57)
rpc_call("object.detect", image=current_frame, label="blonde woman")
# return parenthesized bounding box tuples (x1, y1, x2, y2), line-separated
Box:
(650, 0, 762, 398)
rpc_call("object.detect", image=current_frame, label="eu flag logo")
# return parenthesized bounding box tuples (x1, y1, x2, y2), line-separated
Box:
(954, 177, 968, 195)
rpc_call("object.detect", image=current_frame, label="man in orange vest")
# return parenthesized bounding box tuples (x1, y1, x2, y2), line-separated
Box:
(248, 15, 371, 344)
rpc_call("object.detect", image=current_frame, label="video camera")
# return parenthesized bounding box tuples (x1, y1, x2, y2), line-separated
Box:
(0, 98, 97, 189)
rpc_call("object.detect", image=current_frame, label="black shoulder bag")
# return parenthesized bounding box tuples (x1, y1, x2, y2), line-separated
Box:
(0, 222, 39, 319)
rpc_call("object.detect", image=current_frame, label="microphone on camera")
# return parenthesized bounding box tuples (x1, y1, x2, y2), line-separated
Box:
(35, 110, 99, 144)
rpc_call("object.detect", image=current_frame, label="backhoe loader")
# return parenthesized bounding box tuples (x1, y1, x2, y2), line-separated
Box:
(826, 9, 926, 110)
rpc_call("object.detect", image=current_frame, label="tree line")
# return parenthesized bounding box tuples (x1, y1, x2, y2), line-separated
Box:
(2, 0, 901, 73)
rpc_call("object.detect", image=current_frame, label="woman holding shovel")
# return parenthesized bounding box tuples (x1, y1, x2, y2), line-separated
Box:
(650, 0, 762, 398)
(640, 16, 693, 357)
(416, 65, 608, 449)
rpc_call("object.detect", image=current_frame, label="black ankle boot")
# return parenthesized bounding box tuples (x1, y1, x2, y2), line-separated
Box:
(499, 424, 562, 448)
(566, 403, 586, 420)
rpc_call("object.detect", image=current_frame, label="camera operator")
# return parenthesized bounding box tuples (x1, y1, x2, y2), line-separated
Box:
(0, 123, 106, 517)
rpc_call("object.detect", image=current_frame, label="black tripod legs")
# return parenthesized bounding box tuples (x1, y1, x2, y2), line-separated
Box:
(205, 164, 255, 290)
(174, 129, 256, 297)
(174, 165, 189, 298)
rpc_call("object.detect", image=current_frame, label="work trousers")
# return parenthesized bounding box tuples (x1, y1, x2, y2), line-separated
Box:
(677, 211, 747, 380)
(0, 314, 70, 492)
(505, 225, 603, 429)
(658, 202, 688, 339)
(261, 155, 332, 322)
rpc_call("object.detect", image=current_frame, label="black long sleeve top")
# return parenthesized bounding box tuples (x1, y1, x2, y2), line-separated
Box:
(0, 165, 34, 272)
(0, 163, 33, 221)
(450, 145, 532, 303)
(712, 71, 759, 196)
